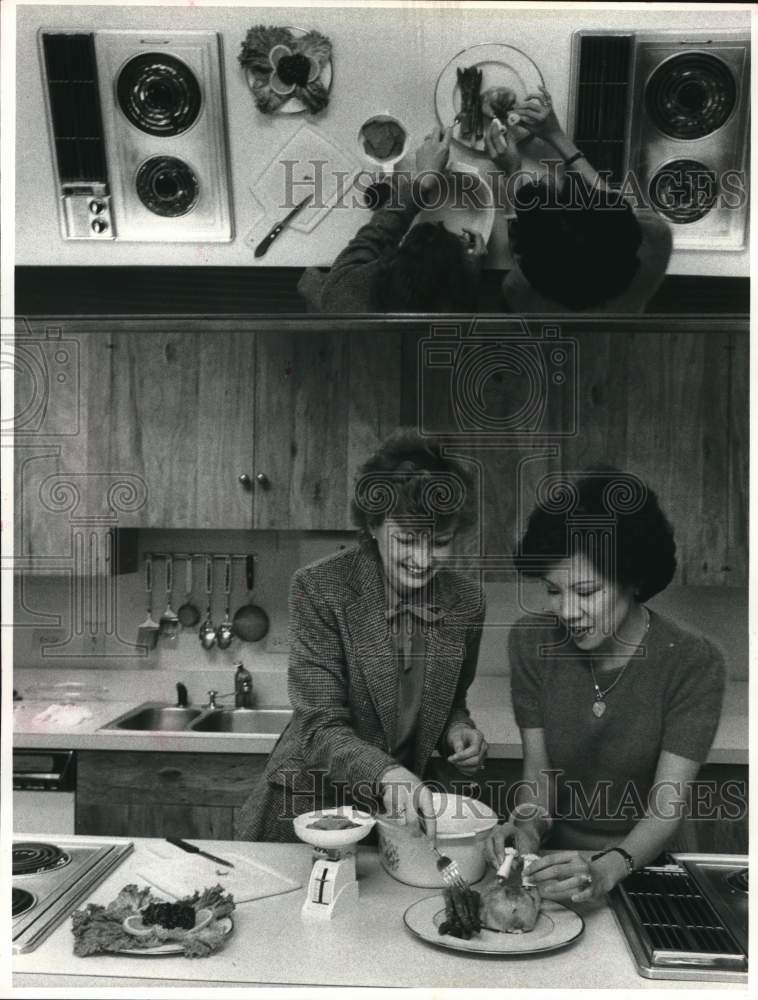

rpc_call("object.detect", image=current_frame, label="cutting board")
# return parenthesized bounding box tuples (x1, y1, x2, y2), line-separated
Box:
(137, 849, 301, 904)
(248, 124, 361, 240)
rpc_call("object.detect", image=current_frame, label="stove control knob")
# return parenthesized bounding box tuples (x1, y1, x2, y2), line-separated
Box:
(89, 200, 106, 215)
(91, 218, 108, 234)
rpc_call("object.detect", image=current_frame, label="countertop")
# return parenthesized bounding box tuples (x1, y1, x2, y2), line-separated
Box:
(13, 676, 749, 764)
(11, 836, 747, 990)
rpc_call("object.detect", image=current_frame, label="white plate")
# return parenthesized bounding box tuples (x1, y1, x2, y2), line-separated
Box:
(245, 26, 333, 115)
(435, 43, 544, 152)
(403, 895, 584, 956)
(115, 916, 234, 957)
(408, 161, 495, 243)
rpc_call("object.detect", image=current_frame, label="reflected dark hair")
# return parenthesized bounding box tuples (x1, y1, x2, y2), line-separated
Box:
(351, 428, 478, 538)
(374, 222, 479, 312)
(511, 177, 643, 310)
(514, 466, 676, 602)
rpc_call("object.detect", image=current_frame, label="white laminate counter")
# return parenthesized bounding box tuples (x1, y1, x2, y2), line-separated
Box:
(11, 837, 748, 990)
(12, 678, 749, 764)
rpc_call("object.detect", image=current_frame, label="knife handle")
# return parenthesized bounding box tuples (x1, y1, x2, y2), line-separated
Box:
(167, 836, 197, 853)
(254, 225, 283, 259)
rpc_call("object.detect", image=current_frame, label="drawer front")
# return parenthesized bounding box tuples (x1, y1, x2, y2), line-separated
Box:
(77, 750, 267, 807)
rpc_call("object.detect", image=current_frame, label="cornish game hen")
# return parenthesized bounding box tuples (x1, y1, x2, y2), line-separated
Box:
(479, 851, 541, 933)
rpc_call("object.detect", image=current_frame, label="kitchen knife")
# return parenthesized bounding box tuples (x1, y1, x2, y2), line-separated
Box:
(166, 837, 235, 868)
(254, 195, 312, 258)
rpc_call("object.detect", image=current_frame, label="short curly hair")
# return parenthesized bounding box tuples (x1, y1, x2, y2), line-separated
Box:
(514, 467, 676, 602)
(374, 222, 480, 312)
(511, 177, 642, 310)
(350, 428, 478, 538)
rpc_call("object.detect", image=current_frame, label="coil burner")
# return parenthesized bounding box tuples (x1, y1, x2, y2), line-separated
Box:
(13, 842, 71, 876)
(117, 52, 202, 136)
(645, 52, 737, 139)
(12, 888, 36, 918)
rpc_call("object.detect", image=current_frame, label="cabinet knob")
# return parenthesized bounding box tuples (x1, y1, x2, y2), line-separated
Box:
(238, 474, 252, 489)
(255, 473, 270, 489)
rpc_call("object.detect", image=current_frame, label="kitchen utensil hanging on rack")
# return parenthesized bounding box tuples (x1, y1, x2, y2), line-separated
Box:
(216, 555, 235, 650)
(159, 555, 180, 640)
(232, 555, 270, 642)
(199, 555, 217, 650)
(177, 555, 201, 628)
(137, 554, 160, 649)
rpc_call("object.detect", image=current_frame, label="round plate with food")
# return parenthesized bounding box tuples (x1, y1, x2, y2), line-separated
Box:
(243, 26, 333, 115)
(435, 43, 544, 152)
(403, 895, 584, 956)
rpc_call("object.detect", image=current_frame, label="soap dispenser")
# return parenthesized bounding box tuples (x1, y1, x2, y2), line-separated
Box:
(234, 661, 253, 708)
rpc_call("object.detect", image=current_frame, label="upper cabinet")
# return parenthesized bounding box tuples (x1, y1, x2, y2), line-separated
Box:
(14, 321, 405, 563)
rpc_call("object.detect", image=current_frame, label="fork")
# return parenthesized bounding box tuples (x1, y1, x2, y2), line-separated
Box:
(431, 844, 470, 891)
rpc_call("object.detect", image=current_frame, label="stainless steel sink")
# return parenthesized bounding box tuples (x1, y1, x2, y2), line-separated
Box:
(100, 703, 204, 731)
(188, 708, 293, 735)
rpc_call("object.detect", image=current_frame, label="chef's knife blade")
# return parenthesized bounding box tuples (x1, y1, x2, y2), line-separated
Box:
(254, 195, 312, 258)
(166, 836, 235, 868)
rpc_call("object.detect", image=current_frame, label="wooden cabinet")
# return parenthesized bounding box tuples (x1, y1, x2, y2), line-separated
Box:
(14, 320, 405, 557)
(76, 750, 267, 839)
(406, 319, 748, 588)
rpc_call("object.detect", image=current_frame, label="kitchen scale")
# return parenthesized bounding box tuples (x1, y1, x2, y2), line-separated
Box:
(293, 807, 376, 920)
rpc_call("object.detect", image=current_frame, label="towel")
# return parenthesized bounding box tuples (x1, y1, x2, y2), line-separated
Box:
(32, 704, 94, 727)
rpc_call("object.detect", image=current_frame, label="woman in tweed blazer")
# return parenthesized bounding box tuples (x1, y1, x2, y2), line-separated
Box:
(236, 430, 488, 842)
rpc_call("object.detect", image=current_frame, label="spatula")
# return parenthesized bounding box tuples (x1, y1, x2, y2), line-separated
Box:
(136, 554, 160, 649)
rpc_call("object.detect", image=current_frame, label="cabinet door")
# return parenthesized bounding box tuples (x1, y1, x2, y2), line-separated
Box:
(253, 330, 404, 529)
(88, 328, 255, 529)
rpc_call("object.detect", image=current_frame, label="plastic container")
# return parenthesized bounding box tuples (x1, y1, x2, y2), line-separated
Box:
(234, 662, 253, 708)
(375, 792, 498, 887)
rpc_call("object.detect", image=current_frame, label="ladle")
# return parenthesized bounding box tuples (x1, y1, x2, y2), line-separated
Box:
(216, 555, 234, 650)
(177, 555, 201, 628)
(199, 555, 217, 650)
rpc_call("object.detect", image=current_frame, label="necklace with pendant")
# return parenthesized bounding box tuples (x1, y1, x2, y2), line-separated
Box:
(590, 606, 650, 718)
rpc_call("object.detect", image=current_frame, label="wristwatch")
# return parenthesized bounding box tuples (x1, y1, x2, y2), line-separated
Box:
(591, 847, 634, 877)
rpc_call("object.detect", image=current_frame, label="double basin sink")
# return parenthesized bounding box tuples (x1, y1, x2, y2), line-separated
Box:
(100, 702, 293, 736)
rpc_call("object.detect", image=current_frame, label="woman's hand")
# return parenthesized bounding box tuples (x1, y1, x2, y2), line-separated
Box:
(483, 821, 541, 869)
(379, 765, 437, 840)
(413, 126, 452, 192)
(460, 229, 488, 264)
(513, 86, 565, 147)
(446, 723, 488, 774)
(526, 850, 627, 903)
(484, 120, 522, 174)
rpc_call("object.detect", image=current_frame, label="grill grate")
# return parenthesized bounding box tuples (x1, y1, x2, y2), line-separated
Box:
(622, 869, 743, 957)
(573, 34, 633, 184)
(42, 33, 107, 183)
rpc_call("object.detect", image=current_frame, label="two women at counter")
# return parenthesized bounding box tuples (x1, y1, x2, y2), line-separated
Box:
(237, 429, 725, 905)
(298, 87, 671, 314)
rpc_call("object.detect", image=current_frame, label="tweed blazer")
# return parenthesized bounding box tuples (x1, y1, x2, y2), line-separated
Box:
(235, 541, 486, 841)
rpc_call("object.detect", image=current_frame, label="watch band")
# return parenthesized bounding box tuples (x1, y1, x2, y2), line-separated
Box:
(591, 847, 634, 876)
(563, 150, 585, 167)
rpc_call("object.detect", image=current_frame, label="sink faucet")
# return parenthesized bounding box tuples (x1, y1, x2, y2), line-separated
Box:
(206, 689, 235, 710)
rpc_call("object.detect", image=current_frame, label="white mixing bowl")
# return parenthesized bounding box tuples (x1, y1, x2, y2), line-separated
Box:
(376, 792, 498, 887)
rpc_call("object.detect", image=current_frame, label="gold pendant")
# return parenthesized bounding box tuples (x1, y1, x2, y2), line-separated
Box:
(592, 700, 606, 718)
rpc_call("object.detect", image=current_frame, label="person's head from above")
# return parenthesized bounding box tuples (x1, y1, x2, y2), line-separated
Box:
(514, 467, 676, 653)
(509, 176, 643, 310)
(351, 428, 478, 596)
(375, 221, 483, 312)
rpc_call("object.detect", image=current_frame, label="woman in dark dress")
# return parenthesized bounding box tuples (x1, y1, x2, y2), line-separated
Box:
(236, 430, 488, 842)
(485, 468, 725, 903)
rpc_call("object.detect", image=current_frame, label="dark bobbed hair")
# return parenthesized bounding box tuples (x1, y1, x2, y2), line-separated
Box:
(374, 222, 479, 312)
(514, 466, 676, 602)
(511, 177, 643, 310)
(351, 428, 478, 539)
